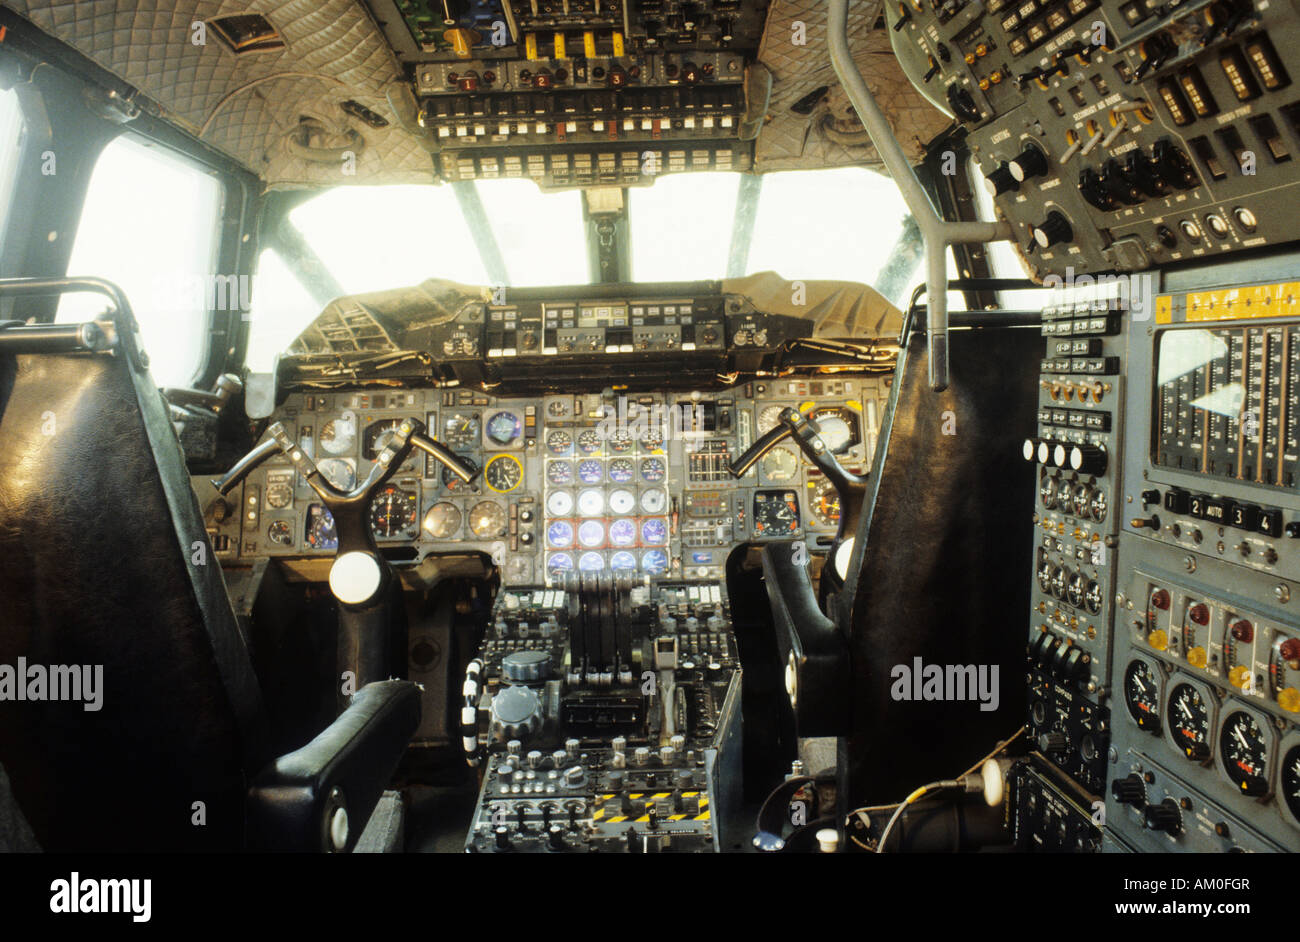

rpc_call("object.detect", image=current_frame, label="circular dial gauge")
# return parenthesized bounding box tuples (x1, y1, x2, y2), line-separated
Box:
(317, 457, 356, 491)
(609, 518, 636, 546)
(639, 431, 664, 452)
(305, 504, 337, 550)
(753, 490, 800, 537)
(546, 430, 573, 455)
(1071, 482, 1093, 518)
(547, 520, 574, 548)
(577, 488, 604, 517)
(443, 414, 480, 451)
(486, 411, 522, 446)
(469, 500, 507, 539)
(1219, 710, 1271, 796)
(608, 458, 635, 483)
(319, 414, 357, 455)
(1090, 489, 1108, 522)
(809, 407, 860, 455)
(810, 479, 841, 527)
(485, 454, 523, 493)
(362, 419, 403, 460)
(547, 460, 574, 485)
(370, 485, 418, 538)
(1039, 473, 1060, 509)
(640, 457, 666, 482)
(641, 549, 669, 575)
(423, 502, 462, 539)
(1122, 660, 1161, 732)
(267, 520, 293, 546)
(1166, 682, 1212, 760)
(1280, 744, 1300, 825)
(576, 429, 602, 454)
(757, 405, 786, 434)
(442, 461, 479, 493)
(640, 517, 668, 545)
(578, 459, 604, 484)
(578, 551, 604, 572)
(610, 550, 637, 571)
(608, 431, 634, 453)
(546, 490, 574, 516)
(547, 552, 574, 576)
(265, 479, 293, 509)
(640, 489, 667, 514)
(578, 520, 605, 548)
(608, 489, 636, 515)
(546, 399, 569, 419)
(761, 446, 799, 482)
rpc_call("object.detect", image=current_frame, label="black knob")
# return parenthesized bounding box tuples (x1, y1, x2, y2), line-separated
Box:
(1125, 150, 1167, 198)
(1063, 646, 1091, 683)
(1101, 157, 1142, 205)
(1141, 489, 1160, 507)
(494, 825, 511, 850)
(1009, 144, 1049, 182)
(1078, 167, 1117, 211)
(1143, 798, 1182, 834)
(548, 824, 566, 850)
(1151, 139, 1198, 191)
(1022, 437, 1041, 462)
(1032, 211, 1073, 249)
(1038, 730, 1069, 754)
(984, 163, 1020, 197)
(1112, 774, 1146, 806)
(1069, 443, 1108, 476)
(1033, 632, 1061, 668)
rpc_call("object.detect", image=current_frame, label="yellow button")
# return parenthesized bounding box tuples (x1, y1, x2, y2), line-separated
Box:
(1148, 629, 1168, 651)
(1228, 665, 1252, 689)
(1187, 646, 1207, 669)
(1278, 687, 1300, 713)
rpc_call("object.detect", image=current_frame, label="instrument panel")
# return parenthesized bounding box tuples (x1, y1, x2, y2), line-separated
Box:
(200, 377, 887, 584)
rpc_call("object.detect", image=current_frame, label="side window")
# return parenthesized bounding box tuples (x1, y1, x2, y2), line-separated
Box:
(58, 135, 224, 388)
(0, 88, 27, 249)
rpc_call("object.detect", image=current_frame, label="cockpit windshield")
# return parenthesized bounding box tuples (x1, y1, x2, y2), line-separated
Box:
(245, 167, 921, 371)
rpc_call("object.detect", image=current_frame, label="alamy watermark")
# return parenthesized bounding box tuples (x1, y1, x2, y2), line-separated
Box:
(890, 657, 1000, 712)
(1040, 268, 1154, 321)
(0, 658, 103, 712)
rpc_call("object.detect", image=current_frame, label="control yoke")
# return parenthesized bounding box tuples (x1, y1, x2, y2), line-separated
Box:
(729, 407, 868, 590)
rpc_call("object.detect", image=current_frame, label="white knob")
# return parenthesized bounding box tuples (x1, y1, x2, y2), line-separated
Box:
(329, 551, 383, 606)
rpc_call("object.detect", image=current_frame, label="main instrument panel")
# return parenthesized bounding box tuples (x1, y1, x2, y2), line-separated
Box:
(202, 378, 885, 585)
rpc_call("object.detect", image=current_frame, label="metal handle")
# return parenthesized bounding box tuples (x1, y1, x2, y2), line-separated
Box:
(827, 0, 1014, 391)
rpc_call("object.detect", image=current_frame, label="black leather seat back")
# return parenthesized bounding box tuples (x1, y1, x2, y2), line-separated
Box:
(0, 347, 267, 850)
(837, 320, 1041, 804)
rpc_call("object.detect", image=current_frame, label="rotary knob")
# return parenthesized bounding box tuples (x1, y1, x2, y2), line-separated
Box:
(1111, 774, 1146, 806)
(1143, 798, 1182, 834)
(1031, 211, 1073, 249)
(490, 685, 543, 743)
(1068, 443, 1108, 476)
(1038, 730, 1069, 755)
(502, 649, 552, 682)
(1009, 143, 1049, 182)
(984, 163, 1020, 197)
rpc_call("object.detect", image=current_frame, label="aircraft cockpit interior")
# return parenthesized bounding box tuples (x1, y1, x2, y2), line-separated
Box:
(1, 0, 1299, 907)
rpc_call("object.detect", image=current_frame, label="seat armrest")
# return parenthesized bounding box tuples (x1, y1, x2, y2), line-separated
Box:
(760, 542, 851, 737)
(247, 680, 421, 852)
